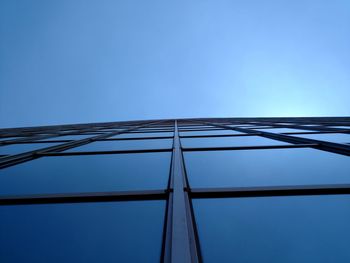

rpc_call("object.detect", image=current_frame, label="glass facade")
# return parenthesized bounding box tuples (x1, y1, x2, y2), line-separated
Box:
(0, 117, 349, 262)
(194, 195, 350, 263)
(0, 142, 62, 155)
(0, 201, 165, 263)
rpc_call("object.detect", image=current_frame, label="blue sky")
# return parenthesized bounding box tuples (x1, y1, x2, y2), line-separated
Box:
(1, 0, 349, 128)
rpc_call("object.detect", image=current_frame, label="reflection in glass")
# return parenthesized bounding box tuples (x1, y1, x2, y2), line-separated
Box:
(329, 126, 350, 130)
(65, 139, 172, 152)
(0, 152, 171, 195)
(111, 132, 173, 139)
(40, 134, 95, 141)
(194, 195, 350, 263)
(293, 133, 350, 144)
(184, 148, 350, 188)
(181, 136, 289, 148)
(0, 143, 62, 155)
(0, 137, 23, 141)
(0, 201, 165, 263)
(255, 128, 309, 133)
(180, 130, 243, 136)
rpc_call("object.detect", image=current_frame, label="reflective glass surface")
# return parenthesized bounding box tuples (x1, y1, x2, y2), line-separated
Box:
(111, 132, 173, 139)
(180, 130, 243, 136)
(40, 134, 95, 141)
(329, 126, 350, 130)
(0, 137, 23, 141)
(300, 124, 320, 127)
(0, 152, 171, 195)
(181, 136, 289, 148)
(137, 128, 174, 132)
(0, 201, 165, 263)
(184, 148, 350, 188)
(276, 122, 295, 125)
(65, 139, 172, 152)
(293, 133, 350, 144)
(245, 126, 273, 129)
(194, 195, 350, 263)
(255, 128, 309, 133)
(0, 143, 61, 155)
(179, 125, 218, 130)
(229, 125, 264, 128)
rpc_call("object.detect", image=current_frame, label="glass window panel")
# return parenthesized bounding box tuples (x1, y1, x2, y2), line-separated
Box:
(137, 127, 174, 131)
(0, 152, 171, 195)
(255, 128, 310, 133)
(329, 126, 350, 130)
(228, 124, 257, 128)
(0, 137, 23, 141)
(66, 139, 172, 152)
(184, 148, 350, 188)
(0, 143, 62, 155)
(193, 195, 350, 263)
(182, 136, 289, 148)
(180, 130, 243, 136)
(0, 201, 165, 263)
(179, 126, 219, 130)
(58, 132, 103, 136)
(111, 132, 173, 139)
(276, 122, 295, 125)
(39, 134, 95, 141)
(245, 126, 274, 129)
(96, 129, 123, 132)
(293, 133, 350, 144)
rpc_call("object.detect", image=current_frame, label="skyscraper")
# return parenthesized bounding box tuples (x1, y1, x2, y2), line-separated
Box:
(1, 117, 350, 262)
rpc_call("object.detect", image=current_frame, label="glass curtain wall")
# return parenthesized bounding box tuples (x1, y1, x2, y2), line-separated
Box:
(0, 117, 350, 262)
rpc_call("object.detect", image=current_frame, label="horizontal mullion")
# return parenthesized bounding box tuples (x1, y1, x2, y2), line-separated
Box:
(179, 128, 226, 132)
(182, 143, 317, 152)
(128, 130, 174, 134)
(200, 121, 350, 156)
(0, 121, 164, 169)
(38, 148, 173, 156)
(281, 130, 350, 135)
(0, 190, 168, 205)
(99, 136, 173, 141)
(180, 133, 260, 139)
(3, 140, 73, 144)
(190, 184, 350, 198)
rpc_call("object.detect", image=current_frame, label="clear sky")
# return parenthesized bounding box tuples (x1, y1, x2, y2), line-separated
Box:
(1, 0, 349, 128)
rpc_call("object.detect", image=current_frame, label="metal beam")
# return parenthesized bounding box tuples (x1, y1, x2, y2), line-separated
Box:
(191, 184, 350, 198)
(163, 121, 200, 263)
(0, 190, 167, 205)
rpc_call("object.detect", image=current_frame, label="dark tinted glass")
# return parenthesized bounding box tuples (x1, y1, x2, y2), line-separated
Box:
(0, 152, 171, 195)
(0, 143, 61, 155)
(184, 148, 350, 188)
(111, 132, 173, 139)
(65, 139, 172, 152)
(181, 136, 289, 148)
(0, 201, 165, 263)
(193, 195, 350, 263)
(180, 130, 243, 136)
(293, 133, 350, 144)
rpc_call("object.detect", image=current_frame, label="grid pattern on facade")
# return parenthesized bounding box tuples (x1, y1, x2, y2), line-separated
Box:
(0, 117, 350, 262)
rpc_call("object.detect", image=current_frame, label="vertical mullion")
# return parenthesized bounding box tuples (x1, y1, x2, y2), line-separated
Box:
(163, 120, 199, 263)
